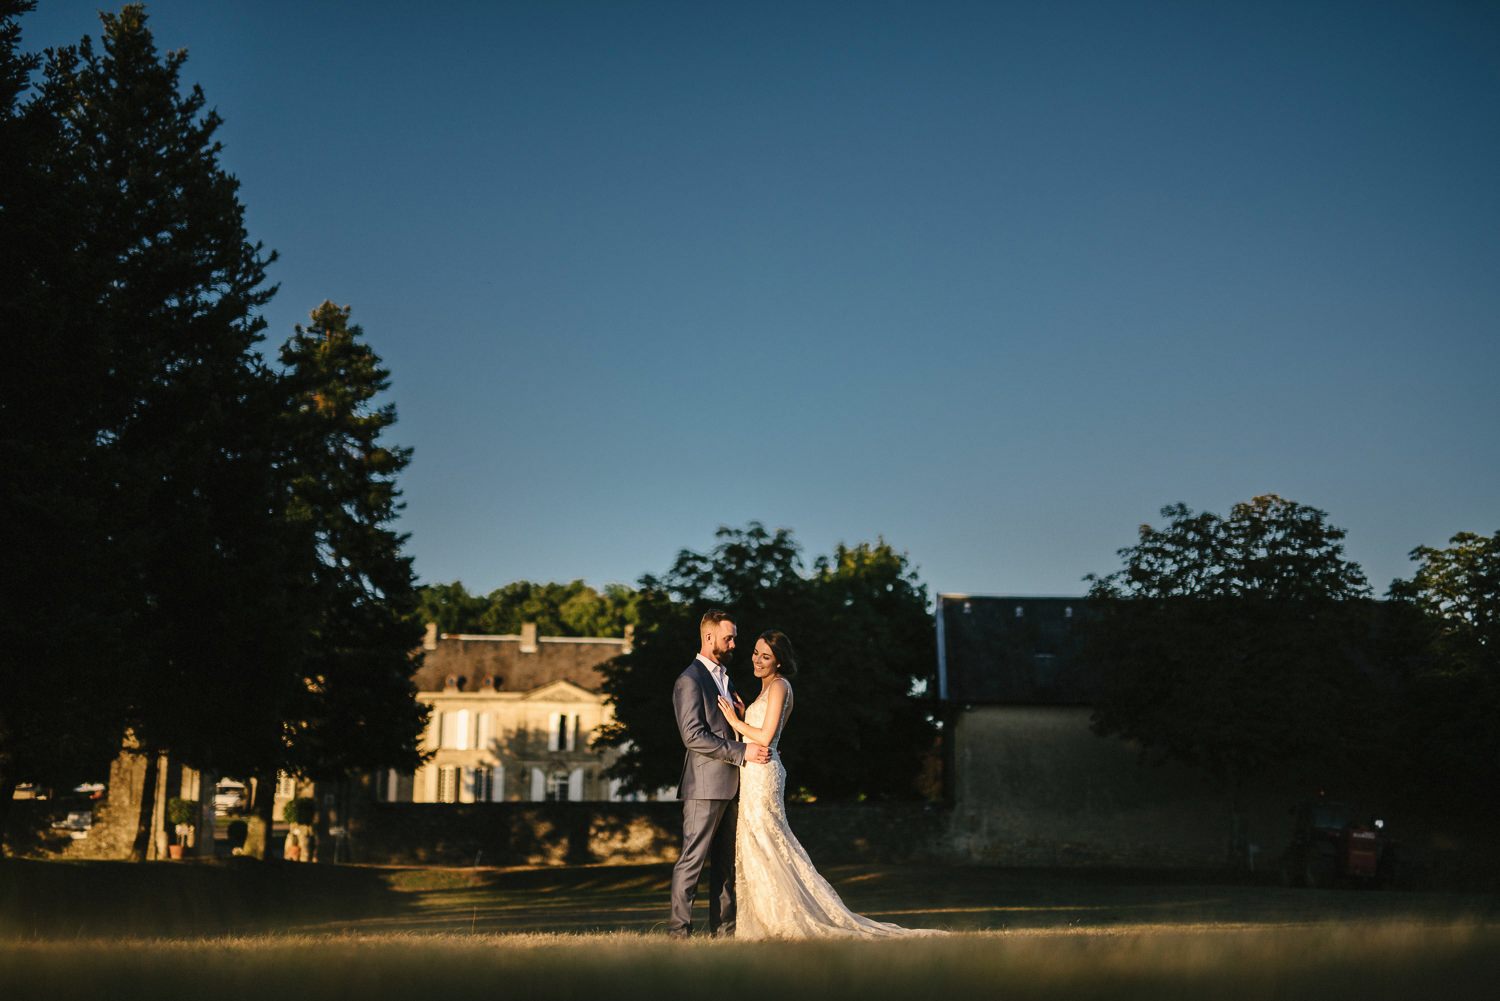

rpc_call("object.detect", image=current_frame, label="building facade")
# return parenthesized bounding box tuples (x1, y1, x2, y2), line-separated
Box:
(374, 622, 650, 804)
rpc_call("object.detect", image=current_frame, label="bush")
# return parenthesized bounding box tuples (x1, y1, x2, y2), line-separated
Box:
(282, 797, 316, 826)
(166, 798, 199, 828)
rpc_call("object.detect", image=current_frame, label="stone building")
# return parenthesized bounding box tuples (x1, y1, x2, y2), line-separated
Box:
(937, 594, 1301, 868)
(373, 622, 652, 804)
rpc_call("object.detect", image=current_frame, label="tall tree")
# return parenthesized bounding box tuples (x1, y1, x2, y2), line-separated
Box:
(25, 5, 306, 858)
(597, 524, 936, 800)
(1084, 496, 1377, 817)
(1387, 530, 1500, 817)
(0, 0, 130, 836)
(277, 302, 427, 788)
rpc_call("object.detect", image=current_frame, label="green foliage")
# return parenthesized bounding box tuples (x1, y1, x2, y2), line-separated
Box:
(1, 6, 425, 854)
(1386, 530, 1500, 817)
(282, 797, 317, 826)
(277, 302, 427, 779)
(0, 0, 131, 801)
(417, 579, 639, 637)
(1084, 495, 1376, 793)
(166, 798, 198, 828)
(596, 523, 936, 800)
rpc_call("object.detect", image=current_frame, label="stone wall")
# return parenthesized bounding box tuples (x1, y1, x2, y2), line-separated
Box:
(346, 800, 950, 867)
(945, 705, 1315, 868)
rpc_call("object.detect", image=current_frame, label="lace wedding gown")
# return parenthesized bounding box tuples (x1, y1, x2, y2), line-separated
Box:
(734, 678, 940, 939)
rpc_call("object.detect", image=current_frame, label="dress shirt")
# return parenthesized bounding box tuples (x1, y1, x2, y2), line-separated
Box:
(695, 654, 732, 704)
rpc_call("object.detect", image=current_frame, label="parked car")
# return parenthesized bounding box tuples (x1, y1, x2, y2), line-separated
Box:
(50, 810, 94, 839)
(214, 781, 249, 816)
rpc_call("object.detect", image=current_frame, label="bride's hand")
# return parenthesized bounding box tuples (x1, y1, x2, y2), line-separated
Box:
(716, 695, 740, 725)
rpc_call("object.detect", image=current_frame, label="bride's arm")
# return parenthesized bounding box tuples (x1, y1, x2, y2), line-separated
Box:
(716, 679, 787, 746)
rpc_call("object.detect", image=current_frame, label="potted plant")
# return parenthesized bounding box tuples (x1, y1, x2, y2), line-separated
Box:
(166, 797, 199, 859)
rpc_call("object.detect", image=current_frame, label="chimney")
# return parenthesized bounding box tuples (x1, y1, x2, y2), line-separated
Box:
(423, 622, 438, 651)
(520, 621, 538, 654)
(622, 624, 635, 654)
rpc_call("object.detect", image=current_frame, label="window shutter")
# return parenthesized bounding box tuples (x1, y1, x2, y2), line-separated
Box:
(566, 715, 578, 752)
(460, 767, 476, 803)
(568, 767, 583, 802)
(491, 765, 505, 803)
(454, 710, 471, 751)
(423, 766, 438, 803)
(547, 713, 561, 751)
(530, 768, 545, 802)
(477, 713, 493, 750)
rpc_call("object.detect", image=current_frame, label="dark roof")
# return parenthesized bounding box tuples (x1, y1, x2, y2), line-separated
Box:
(937, 595, 1095, 705)
(412, 635, 626, 694)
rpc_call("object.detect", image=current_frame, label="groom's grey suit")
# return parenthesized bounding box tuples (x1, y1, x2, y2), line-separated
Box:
(668, 658, 748, 936)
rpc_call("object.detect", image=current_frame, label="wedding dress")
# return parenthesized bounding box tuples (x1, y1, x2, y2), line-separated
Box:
(734, 678, 940, 939)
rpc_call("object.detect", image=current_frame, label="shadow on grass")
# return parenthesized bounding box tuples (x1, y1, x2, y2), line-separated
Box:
(0, 857, 416, 939)
(4, 859, 1497, 941)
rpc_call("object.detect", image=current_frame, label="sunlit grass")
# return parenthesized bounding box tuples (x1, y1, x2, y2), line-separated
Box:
(2, 922, 1497, 1001)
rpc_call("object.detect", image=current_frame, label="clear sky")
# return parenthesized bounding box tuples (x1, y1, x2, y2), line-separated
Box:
(18, 1, 1499, 598)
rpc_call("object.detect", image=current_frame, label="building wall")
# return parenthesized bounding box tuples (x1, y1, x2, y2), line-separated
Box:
(947, 705, 1312, 868)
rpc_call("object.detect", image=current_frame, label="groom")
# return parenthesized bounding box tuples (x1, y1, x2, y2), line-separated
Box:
(668, 609, 770, 937)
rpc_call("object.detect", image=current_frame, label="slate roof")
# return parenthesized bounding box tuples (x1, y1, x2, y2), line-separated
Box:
(412, 634, 627, 695)
(936, 595, 1096, 705)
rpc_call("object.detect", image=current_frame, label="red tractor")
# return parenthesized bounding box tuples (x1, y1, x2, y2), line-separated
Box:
(1279, 797, 1394, 889)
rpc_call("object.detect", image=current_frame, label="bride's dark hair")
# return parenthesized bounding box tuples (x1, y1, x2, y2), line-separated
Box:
(759, 630, 798, 677)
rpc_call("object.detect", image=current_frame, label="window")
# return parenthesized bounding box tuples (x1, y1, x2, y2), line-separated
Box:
(442, 709, 472, 750)
(1065, 606, 1073, 619)
(547, 713, 577, 752)
(546, 771, 572, 802)
(1014, 605, 1024, 618)
(437, 765, 459, 804)
(471, 767, 493, 802)
(476, 712, 494, 750)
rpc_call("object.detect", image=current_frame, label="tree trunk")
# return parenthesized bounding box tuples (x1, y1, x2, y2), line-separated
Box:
(128, 749, 159, 862)
(247, 771, 276, 860)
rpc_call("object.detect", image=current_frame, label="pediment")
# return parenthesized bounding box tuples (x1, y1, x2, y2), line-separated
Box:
(522, 679, 600, 702)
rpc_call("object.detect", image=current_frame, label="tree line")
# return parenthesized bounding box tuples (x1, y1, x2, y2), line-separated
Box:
(0, 3, 424, 855)
(419, 524, 942, 803)
(1083, 495, 1499, 832)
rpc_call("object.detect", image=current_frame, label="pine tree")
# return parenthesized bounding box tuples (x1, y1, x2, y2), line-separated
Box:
(279, 302, 427, 789)
(26, 5, 307, 857)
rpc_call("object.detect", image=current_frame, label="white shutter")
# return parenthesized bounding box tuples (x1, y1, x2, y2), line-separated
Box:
(490, 765, 505, 803)
(386, 769, 399, 802)
(423, 766, 438, 803)
(477, 713, 493, 750)
(429, 713, 442, 751)
(568, 767, 583, 802)
(460, 767, 476, 803)
(607, 778, 621, 802)
(547, 713, 561, 751)
(454, 710, 471, 751)
(566, 715, 577, 751)
(530, 768, 545, 802)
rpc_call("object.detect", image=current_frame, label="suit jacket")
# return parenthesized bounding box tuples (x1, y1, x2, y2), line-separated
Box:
(673, 658, 747, 800)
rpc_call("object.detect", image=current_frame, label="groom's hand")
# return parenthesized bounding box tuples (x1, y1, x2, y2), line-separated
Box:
(745, 743, 771, 764)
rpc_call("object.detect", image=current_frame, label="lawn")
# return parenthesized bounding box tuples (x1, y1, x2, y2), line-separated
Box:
(2, 861, 1497, 1000)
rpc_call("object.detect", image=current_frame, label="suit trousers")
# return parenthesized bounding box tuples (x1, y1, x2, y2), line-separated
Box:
(669, 797, 737, 936)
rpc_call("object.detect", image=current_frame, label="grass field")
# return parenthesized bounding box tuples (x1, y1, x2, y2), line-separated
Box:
(3, 861, 1497, 1000)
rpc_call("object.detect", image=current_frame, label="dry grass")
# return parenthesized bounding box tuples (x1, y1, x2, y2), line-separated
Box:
(2, 922, 1498, 1001)
(3, 860, 1497, 999)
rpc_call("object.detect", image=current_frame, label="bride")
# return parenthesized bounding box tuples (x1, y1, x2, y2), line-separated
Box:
(716, 630, 942, 939)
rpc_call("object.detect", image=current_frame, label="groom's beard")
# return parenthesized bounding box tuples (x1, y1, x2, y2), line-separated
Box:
(715, 646, 734, 667)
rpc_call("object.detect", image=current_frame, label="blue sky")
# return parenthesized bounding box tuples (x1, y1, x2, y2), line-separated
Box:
(19, 1, 1499, 598)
